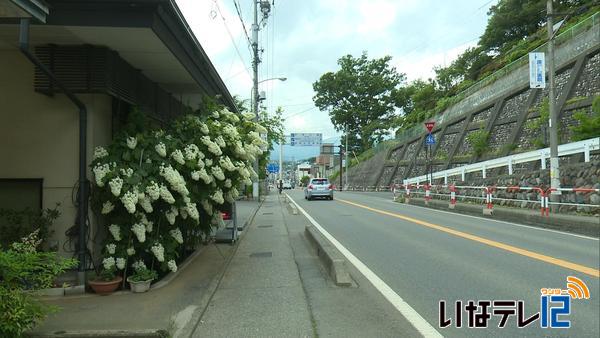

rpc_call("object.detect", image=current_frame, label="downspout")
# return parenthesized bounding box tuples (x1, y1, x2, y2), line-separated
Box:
(19, 18, 89, 286)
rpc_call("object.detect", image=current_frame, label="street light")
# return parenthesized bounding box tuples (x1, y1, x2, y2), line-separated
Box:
(258, 77, 287, 84)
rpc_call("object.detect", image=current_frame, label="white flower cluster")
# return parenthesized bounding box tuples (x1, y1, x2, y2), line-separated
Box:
(121, 190, 138, 214)
(127, 247, 135, 256)
(160, 184, 176, 204)
(102, 257, 115, 270)
(131, 223, 146, 243)
(255, 124, 268, 134)
(93, 163, 111, 187)
(109, 177, 123, 197)
(171, 149, 185, 165)
(155, 142, 167, 157)
(191, 170, 200, 181)
(224, 179, 232, 188)
(214, 136, 226, 148)
(242, 111, 255, 120)
(140, 214, 154, 232)
(138, 195, 153, 213)
(170, 228, 184, 244)
(116, 257, 126, 270)
(151, 243, 165, 262)
(167, 260, 178, 272)
(205, 158, 213, 166)
(106, 243, 116, 254)
(145, 181, 160, 201)
(222, 124, 239, 139)
(186, 202, 199, 221)
(201, 136, 222, 156)
(196, 168, 212, 184)
(120, 167, 133, 178)
(165, 206, 178, 225)
(93, 146, 109, 160)
(234, 141, 246, 156)
(184, 144, 199, 160)
(101, 201, 114, 214)
(211, 166, 225, 181)
(127, 137, 137, 149)
(200, 122, 209, 134)
(212, 111, 220, 119)
(211, 189, 224, 204)
(109, 224, 121, 241)
(219, 157, 237, 172)
(132, 260, 146, 271)
(160, 165, 189, 196)
(180, 207, 188, 219)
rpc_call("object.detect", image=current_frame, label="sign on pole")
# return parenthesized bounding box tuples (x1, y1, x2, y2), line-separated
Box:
(267, 163, 279, 173)
(290, 133, 322, 146)
(529, 52, 546, 88)
(425, 133, 436, 145)
(424, 121, 435, 133)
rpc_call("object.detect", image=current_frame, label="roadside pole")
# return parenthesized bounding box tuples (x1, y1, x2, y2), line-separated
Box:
(251, 0, 259, 200)
(345, 124, 348, 189)
(547, 0, 561, 211)
(339, 145, 344, 191)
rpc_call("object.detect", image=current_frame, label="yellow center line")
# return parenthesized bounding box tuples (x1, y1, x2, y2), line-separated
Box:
(337, 198, 600, 278)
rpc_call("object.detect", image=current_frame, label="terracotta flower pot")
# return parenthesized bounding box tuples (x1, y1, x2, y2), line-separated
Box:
(88, 276, 122, 295)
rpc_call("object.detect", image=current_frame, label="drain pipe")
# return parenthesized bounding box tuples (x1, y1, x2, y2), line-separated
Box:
(19, 18, 88, 286)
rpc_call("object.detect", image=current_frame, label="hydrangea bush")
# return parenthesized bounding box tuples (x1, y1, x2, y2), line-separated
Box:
(90, 107, 266, 276)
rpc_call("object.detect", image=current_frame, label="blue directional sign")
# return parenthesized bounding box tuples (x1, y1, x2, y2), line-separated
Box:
(267, 163, 279, 173)
(425, 133, 436, 145)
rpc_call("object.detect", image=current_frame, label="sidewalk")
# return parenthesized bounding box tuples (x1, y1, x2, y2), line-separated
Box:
(30, 192, 419, 337)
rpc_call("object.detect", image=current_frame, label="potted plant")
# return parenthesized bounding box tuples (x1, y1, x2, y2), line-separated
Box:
(88, 267, 122, 295)
(127, 267, 157, 293)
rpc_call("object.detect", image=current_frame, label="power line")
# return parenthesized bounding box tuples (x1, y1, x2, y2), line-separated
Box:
(283, 106, 318, 119)
(233, 0, 253, 52)
(212, 0, 252, 79)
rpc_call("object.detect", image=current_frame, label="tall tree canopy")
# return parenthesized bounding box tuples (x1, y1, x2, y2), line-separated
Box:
(313, 52, 406, 152)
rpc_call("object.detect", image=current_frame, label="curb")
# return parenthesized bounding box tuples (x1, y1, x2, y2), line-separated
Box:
(26, 330, 165, 338)
(304, 225, 352, 287)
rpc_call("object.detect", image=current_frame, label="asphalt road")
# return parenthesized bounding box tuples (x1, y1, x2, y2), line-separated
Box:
(286, 189, 600, 337)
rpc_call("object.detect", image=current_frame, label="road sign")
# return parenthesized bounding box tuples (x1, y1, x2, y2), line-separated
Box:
(529, 52, 546, 88)
(267, 163, 279, 173)
(290, 133, 322, 146)
(424, 122, 435, 133)
(425, 133, 435, 145)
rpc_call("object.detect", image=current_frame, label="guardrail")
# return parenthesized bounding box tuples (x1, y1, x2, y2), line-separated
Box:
(403, 137, 600, 185)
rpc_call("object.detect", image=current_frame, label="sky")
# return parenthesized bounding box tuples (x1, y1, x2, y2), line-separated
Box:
(175, 0, 498, 161)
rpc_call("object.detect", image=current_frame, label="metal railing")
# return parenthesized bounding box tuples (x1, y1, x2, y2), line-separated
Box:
(395, 12, 600, 145)
(404, 137, 600, 184)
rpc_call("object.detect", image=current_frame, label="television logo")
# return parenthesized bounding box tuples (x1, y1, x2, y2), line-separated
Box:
(440, 276, 590, 329)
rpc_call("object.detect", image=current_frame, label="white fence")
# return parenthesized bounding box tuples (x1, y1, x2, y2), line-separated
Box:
(403, 137, 600, 185)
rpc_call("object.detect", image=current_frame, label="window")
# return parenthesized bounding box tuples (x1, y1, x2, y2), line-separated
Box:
(0, 179, 42, 211)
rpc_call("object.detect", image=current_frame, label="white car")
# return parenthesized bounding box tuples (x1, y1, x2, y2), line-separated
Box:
(282, 181, 292, 189)
(304, 178, 334, 200)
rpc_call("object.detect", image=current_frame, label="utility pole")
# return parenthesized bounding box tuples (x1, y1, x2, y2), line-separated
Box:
(547, 0, 561, 208)
(338, 145, 344, 190)
(345, 126, 348, 189)
(251, 0, 260, 199)
(279, 137, 283, 182)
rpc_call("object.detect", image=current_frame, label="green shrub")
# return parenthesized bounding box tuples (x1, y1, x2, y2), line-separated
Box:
(300, 175, 310, 186)
(570, 99, 600, 141)
(466, 129, 490, 157)
(0, 205, 60, 249)
(0, 230, 77, 336)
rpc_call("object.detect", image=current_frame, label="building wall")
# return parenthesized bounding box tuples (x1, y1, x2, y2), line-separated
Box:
(0, 49, 112, 259)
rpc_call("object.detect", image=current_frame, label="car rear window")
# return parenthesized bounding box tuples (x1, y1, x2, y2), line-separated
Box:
(311, 179, 328, 185)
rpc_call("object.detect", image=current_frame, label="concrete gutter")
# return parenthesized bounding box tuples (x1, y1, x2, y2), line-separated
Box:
(284, 195, 299, 215)
(26, 330, 165, 338)
(304, 225, 352, 287)
(403, 197, 599, 237)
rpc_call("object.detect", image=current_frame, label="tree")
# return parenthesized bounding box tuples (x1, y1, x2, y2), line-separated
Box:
(313, 52, 406, 152)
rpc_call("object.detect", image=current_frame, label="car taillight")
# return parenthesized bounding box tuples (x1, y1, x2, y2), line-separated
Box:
(308, 184, 314, 189)
(221, 211, 232, 220)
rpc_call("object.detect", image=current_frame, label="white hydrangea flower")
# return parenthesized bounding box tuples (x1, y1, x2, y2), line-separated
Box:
(183, 196, 191, 203)
(138, 196, 153, 213)
(151, 243, 165, 262)
(200, 123, 209, 134)
(230, 187, 239, 198)
(102, 256, 115, 271)
(219, 157, 237, 172)
(201, 199, 213, 215)
(242, 111, 255, 120)
(197, 168, 213, 184)
(211, 189, 224, 204)
(92, 163, 111, 187)
(197, 151, 205, 160)
(108, 224, 121, 241)
(127, 247, 135, 256)
(160, 184, 176, 204)
(101, 201, 114, 215)
(215, 136, 226, 148)
(201, 136, 222, 156)
(132, 260, 146, 271)
(165, 206, 178, 225)
(211, 166, 225, 181)
(116, 257, 126, 270)
(225, 192, 235, 203)
(222, 124, 239, 139)
(160, 164, 189, 196)
(184, 144, 199, 160)
(205, 158, 213, 166)
(212, 111, 220, 119)
(121, 190, 138, 214)
(197, 158, 205, 169)
(106, 243, 116, 255)
(140, 214, 153, 233)
(224, 179, 232, 188)
(126, 137, 137, 149)
(167, 260, 177, 273)
(131, 223, 146, 243)
(234, 141, 246, 156)
(119, 167, 133, 178)
(186, 202, 199, 221)
(170, 228, 184, 244)
(180, 207, 188, 219)
(109, 177, 123, 197)
(155, 142, 167, 157)
(146, 181, 160, 201)
(255, 124, 268, 134)
(93, 146, 109, 160)
(145, 158, 152, 164)
(171, 149, 185, 165)
(191, 170, 200, 181)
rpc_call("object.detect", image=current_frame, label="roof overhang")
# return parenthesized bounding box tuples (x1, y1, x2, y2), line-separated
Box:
(0, 0, 49, 23)
(0, 0, 237, 111)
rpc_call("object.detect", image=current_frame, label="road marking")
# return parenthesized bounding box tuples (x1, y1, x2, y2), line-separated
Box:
(338, 198, 600, 278)
(285, 193, 442, 338)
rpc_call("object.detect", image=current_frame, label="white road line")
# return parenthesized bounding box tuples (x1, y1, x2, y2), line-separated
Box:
(380, 198, 599, 241)
(285, 193, 442, 338)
